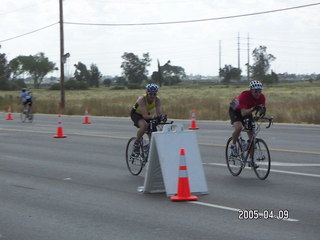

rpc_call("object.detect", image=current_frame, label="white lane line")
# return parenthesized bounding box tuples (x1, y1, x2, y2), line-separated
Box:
(204, 163, 320, 178)
(271, 162, 320, 167)
(270, 169, 320, 178)
(199, 142, 320, 155)
(189, 201, 299, 222)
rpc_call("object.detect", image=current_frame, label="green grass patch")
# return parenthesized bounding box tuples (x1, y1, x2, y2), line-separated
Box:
(1, 82, 319, 124)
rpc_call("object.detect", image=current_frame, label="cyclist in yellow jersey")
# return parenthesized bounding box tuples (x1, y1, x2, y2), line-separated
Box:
(130, 83, 162, 156)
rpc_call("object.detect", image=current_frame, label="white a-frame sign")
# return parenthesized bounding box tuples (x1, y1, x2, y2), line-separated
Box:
(143, 124, 208, 197)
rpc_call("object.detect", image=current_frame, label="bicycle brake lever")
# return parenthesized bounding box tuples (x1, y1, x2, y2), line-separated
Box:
(266, 117, 273, 128)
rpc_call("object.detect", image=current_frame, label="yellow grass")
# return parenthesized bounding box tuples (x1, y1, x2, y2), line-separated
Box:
(1, 84, 320, 124)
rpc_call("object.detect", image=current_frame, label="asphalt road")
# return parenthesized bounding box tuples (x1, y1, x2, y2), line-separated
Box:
(0, 113, 319, 240)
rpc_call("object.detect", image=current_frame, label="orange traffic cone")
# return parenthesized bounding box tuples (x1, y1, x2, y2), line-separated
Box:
(82, 107, 91, 124)
(53, 114, 67, 138)
(6, 106, 14, 120)
(188, 110, 199, 130)
(171, 148, 198, 201)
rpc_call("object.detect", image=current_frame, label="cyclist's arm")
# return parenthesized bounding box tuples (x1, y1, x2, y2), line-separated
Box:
(155, 96, 162, 117)
(240, 107, 255, 117)
(241, 104, 266, 117)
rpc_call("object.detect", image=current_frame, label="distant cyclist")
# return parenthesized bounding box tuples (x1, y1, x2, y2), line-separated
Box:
(229, 80, 266, 158)
(130, 83, 163, 156)
(19, 88, 33, 112)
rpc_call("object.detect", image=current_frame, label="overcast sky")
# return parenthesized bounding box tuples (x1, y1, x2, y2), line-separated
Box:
(1, 0, 319, 77)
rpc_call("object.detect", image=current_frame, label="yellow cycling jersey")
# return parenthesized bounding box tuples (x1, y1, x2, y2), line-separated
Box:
(133, 94, 156, 115)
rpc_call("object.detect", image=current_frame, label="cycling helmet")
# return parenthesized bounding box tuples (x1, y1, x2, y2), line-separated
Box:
(21, 88, 26, 92)
(249, 80, 263, 90)
(146, 83, 159, 92)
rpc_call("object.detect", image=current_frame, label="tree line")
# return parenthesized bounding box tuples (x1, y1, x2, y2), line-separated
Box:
(1, 44, 279, 91)
(219, 45, 278, 85)
(0, 46, 187, 90)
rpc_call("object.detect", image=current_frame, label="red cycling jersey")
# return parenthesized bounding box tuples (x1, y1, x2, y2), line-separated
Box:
(230, 90, 265, 111)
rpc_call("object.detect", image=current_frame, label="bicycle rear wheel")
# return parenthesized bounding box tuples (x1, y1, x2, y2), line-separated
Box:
(225, 137, 243, 176)
(126, 137, 144, 176)
(252, 138, 271, 180)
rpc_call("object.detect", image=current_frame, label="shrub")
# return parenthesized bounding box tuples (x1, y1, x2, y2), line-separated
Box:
(127, 83, 142, 89)
(110, 86, 126, 90)
(103, 78, 112, 87)
(49, 80, 89, 90)
(66, 79, 89, 90)
(49, 83, 61, 90)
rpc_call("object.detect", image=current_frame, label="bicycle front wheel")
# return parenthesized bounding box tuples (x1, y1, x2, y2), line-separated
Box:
(28, 108, 34, 122)
(225, 137, 243, 176)
(125, 137, 144, 176)
(252, 138, 271, 180)
(20, 112, 27, 123)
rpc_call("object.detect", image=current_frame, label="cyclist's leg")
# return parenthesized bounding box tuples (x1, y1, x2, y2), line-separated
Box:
(136, 119, 148, 143)
(246, 131, 259, 168)
(130, 111, 147, 155)
(26, 101, 30, 114)
(20, 103, 27, 122)
(246, 130, 254, 154)
(22, 102, 27, 113)
(232, 121, 242, 143)
(28, 101, 33, 120)
(229, 107, 243, 145)
(28, 100, 32, 111)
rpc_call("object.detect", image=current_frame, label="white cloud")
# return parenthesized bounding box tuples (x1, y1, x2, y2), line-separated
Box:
(1, 0, 320, 77)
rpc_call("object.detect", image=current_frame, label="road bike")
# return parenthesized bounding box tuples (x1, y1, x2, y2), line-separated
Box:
(225, 113, 273, 180)
(126, 116, 173, 176)
(20, 103, 33, 123)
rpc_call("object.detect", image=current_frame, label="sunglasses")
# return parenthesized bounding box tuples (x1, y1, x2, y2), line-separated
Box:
(148, 92, 157, 96)
(253, 90, 262, 93)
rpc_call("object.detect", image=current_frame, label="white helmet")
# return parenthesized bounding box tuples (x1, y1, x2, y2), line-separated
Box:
(249, 80, 263, 90)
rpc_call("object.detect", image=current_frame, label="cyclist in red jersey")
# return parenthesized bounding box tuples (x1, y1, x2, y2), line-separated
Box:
(229, 80, 266, 158)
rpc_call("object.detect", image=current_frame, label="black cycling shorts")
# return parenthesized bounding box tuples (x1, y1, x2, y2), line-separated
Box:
(229, 107, 243, 124)
(23, 99, 32, 106)
(229, 106, 253, 126)
(130, 109, 144, 128)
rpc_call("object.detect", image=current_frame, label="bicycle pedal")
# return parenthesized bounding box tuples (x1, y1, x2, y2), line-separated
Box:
(248, 161, 259, 169)
(256, 156, 265, 161)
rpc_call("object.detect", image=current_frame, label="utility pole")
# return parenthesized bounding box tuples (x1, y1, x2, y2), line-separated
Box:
(237, 32, 240, 69)
(219, 40, 221, 77)
(219, 40, 221, 69)
(247, 33, 250, 81)
(59, 0, 65, 110)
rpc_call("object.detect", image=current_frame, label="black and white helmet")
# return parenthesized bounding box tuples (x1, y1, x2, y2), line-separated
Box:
(146, 83, 159, 92)
(249, 80, 263, 90)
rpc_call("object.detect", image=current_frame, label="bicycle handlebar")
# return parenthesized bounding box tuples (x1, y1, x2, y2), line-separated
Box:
(147, 116, 174, 133)
(253, 116, 273, 128)
(149, 118, 174, 125)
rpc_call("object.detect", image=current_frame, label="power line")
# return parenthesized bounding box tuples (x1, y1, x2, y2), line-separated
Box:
(1, 3, 319, 43)
(64, 3, 320, 26)
(0, 22, 59, 43)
